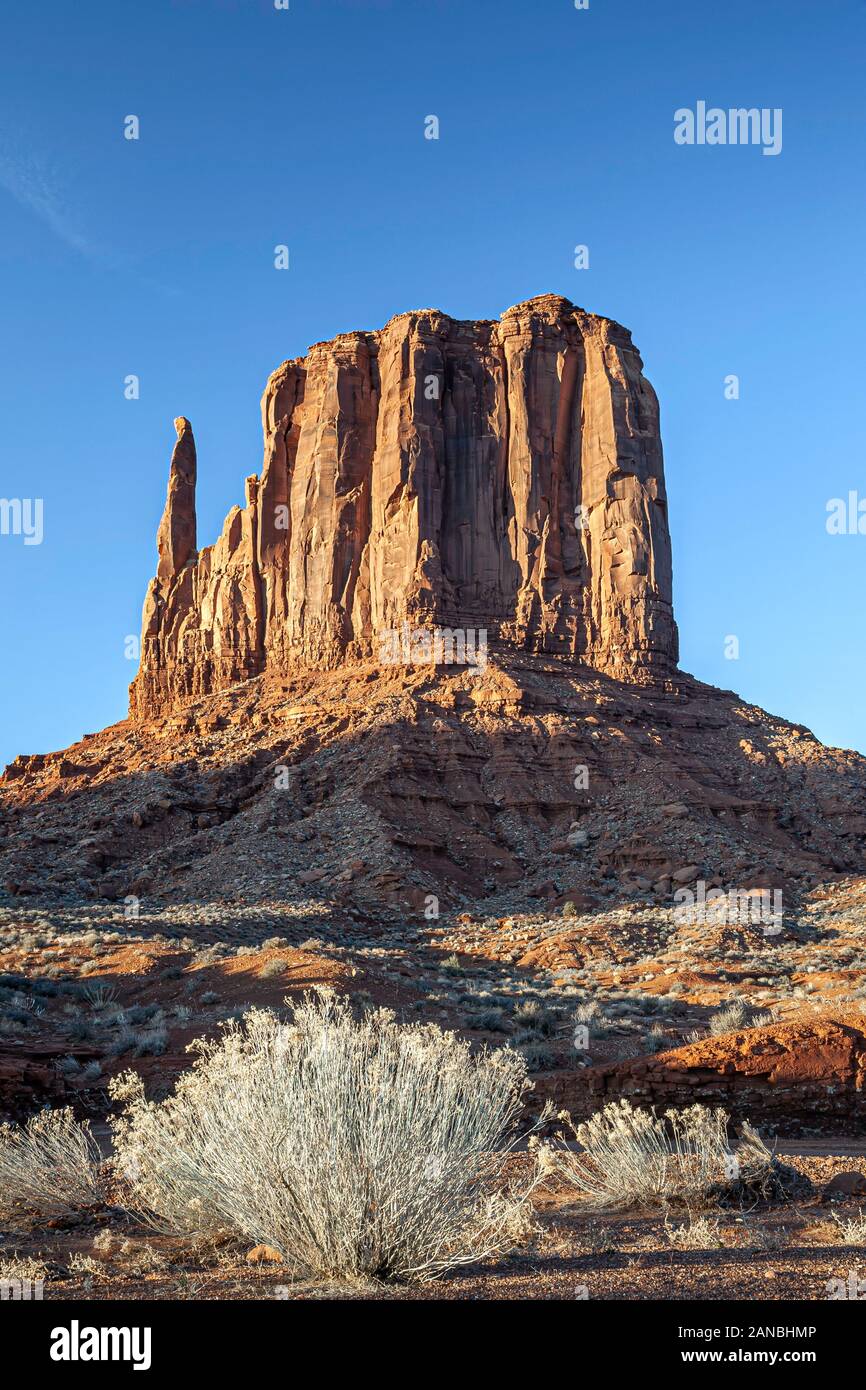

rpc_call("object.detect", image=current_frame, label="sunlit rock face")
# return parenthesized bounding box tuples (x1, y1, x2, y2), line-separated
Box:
(129, 295, 677, 719)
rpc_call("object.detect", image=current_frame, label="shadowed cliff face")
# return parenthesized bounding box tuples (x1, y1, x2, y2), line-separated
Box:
(129, 295, 678, 720)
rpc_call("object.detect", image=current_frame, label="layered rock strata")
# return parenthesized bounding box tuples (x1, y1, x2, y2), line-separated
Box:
(130, 295, 678, 719)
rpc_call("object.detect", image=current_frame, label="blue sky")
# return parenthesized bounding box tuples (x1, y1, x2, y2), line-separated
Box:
(1, 0, 864, 768)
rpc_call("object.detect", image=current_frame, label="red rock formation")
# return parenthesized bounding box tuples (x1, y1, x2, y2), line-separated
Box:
(546, 1016, 866, 1133)
(129, 295, 678, 719)
(156, 417, 197, 582)
(0, 1046, 71, 1121)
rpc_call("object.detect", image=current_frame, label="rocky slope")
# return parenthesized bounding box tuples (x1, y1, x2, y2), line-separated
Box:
(2, 654, 865, 914)
(129, 295, 677, 719)
(3, 293, 865, 916)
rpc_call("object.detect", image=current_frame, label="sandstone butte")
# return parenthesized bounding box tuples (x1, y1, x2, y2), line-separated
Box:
(129, 294, 678, 719)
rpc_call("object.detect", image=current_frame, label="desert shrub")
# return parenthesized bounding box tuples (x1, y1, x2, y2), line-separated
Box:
(516, 1039, 555, 1072)
(641, 1024, 668, 1054)
(83, 982, 118, 1010)
(0, 1019, 26, 1037)
(664, 1214, 724, 1249)
(710, 1001, 746, 1034)
(573, 1000, 601, 1026)
(66, 1020, 98, 1043)
(68, 1252, 108, 1282)
(832, 1210, 866, 1245)
(709, 999, 771, 1036)
(110, 991, 541, 1283)
(258, 959, 287, 979)
(468, 1007, 509, 1033)
(133, 1028, 168, 1057)
(513, 1000, 556, 1036)
(125, 1005, 159, 1025)
(0, 1108, 102, 1220)
(572, 999, 613, 1041)
(0, 1256, 50, 1282)
(543, 1100, 801, 1211)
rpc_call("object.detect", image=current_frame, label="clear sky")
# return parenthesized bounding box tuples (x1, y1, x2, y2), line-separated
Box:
(1, 0, 864, 770)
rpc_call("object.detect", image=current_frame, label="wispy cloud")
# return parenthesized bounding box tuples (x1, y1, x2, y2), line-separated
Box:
(0, 130, 180, 296)
(0, 137, 106, 261)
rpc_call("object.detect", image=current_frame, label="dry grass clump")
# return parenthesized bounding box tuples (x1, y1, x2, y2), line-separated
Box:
(258, 958, 287, 979)
(665, 1214, 725, 1249)
(0, 1108, 102, 1220)
(541, 1100, 801, 1212)
(110, 990, 541, 1284)
(832, 1209, 866, 1245)
(709, 999, 773, 1035)
(0, 1255, 50, 1283)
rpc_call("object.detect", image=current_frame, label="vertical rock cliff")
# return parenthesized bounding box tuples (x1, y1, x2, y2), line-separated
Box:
(129, 295, 678, 719)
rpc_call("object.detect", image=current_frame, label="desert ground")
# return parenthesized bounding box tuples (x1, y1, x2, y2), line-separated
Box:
(2, 863, 866, 1300)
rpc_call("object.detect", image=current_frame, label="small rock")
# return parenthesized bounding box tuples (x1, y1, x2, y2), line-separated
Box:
(823, 1171, 866, 1199)
(246, 1244, 284, 1265)
(671, 865, 701, 884)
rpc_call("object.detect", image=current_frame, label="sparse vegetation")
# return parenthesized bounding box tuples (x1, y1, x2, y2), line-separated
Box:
(110, 990, 542, 1283)
(665, 1214, 725, 1249)
(467, 1006, 508, 1033)
(67, 1252, 108, 1281)
(513, 999, 556, 1036)
(0, 1108, 102, 1220)
(709, 999, 774, 1035)
(516, 1038, 555, 1072)
(0, 1256, 50, 1283)
(543, 1100, 788, 1212)
(832, 1209, 866, 1245)
(259, 958, 287, 978)
(0, 878, 861, 1300)
(82, 982, 118, 1010)
(641, 1023, 668, 1054)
